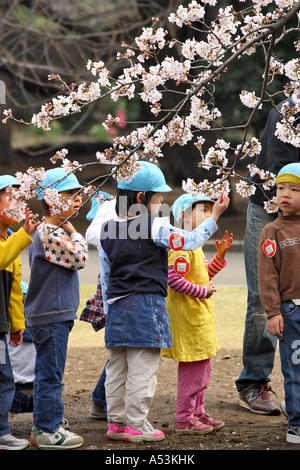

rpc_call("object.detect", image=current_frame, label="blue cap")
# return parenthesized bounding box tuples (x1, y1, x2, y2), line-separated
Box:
(117, 161, 172, 193)
(37, 168, 83, 200)
(276, 162, 300, 186)
(0, 175, 20, 191)
(86, 191, 113, 221)
(172, 193, 215, 223)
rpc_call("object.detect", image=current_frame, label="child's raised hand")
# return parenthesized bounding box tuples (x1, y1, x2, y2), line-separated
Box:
(61, 221, 76, 234)
(215, 230, 233, 261)
(205, 281, 217, 298)
(211, 195, 230, 222)
(23, 208, 40, 235)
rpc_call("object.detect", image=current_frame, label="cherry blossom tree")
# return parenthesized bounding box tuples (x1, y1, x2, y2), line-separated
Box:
(2, 0, 300, 222)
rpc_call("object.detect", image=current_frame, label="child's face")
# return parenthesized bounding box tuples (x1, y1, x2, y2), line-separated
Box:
(147, 192, 163, 215)
(276, 182, 300, 216)
(0, 188, 21, 225)
(59, 189, 82, 219)
(183, 202, 213, 230)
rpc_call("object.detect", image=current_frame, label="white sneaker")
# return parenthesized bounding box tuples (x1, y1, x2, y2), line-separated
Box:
(0, 434, 29, 450)
(280, 400, 288, 418)
(31, 426, 84, 450)
(287, 425, 300, 444)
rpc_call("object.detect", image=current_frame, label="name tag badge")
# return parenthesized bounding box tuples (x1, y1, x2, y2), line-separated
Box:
(62, 235, 76, 252)
(169, 233, 185, 251)
(263, 239, 276, 258)
(174, 256, 190, 275)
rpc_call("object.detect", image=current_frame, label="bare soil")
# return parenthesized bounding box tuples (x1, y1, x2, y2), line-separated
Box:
(9, 344, 299, 455)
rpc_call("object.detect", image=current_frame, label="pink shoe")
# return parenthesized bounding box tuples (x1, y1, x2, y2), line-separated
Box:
(176, 416, 213, 435)
(123, 420, 165, 443)
(107, 422, 125, 440)
(196, 413, 225, 431)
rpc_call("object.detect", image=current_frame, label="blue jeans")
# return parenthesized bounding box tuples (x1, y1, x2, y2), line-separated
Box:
(0, 335, 15, 436)
(10, 388, 33, 414)
(280, 301, 300, 427)
(92, 361, 107, 414)
(236, 201, 278, 391)
(29, 321, 73, 433)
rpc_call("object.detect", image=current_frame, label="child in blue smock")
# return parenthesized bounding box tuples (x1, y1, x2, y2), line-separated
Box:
(99, 161, 230, 443)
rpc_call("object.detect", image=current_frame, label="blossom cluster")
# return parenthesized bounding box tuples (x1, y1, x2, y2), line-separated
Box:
(2, 167, 46, 222)
(2, 1, 300, 215)
(239, 90, 262, 109)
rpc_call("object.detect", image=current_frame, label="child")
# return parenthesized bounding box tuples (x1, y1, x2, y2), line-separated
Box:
(81, 193, 112, 420)
(0, 175, 39, 450)
(99, 161, 230, 442)
(258, 162, 300, 444)
(162, 193, 232, 434)
(8, 282, 35, 415)
(24, 168, 88, 450)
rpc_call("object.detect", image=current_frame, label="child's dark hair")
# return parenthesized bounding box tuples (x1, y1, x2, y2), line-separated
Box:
(41, 199, 50, 217)
(115, 188, 155, 218)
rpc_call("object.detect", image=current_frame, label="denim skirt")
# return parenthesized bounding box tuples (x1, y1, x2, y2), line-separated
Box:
(105, 293, 172, 349)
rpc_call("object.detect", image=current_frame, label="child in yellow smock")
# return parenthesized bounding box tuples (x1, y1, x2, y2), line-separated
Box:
(162, 193, 232, 435)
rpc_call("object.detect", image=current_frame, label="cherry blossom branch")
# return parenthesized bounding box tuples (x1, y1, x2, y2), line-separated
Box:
(2, 1, 300, 219)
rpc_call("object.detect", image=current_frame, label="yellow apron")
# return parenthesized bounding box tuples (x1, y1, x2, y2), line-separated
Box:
(162, 248, 219, 362)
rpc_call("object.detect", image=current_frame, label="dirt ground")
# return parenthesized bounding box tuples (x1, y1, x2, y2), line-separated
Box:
(9, 343, 300, 455)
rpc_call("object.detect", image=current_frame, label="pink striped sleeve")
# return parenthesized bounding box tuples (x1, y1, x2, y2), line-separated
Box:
(207, 255, 226, 280)
(168, 266, 207, 300)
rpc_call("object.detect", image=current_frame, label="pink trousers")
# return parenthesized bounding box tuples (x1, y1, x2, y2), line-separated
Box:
(176, 358, 211, 423)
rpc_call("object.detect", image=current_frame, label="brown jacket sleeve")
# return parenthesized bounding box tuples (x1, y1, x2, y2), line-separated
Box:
(258, 226, 281, 318)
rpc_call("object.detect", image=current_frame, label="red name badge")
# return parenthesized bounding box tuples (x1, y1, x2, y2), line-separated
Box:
(62, 235, 76, 252)
(169, 232, 185, 251)
(263, 239, 276, 258)
(174, 256, 190, 275)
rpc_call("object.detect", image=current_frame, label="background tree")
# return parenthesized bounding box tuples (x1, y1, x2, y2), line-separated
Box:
(0, 0, 183, 165)
(2, 0, 300, 222)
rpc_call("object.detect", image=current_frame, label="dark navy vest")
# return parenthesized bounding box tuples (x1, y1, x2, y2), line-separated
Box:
(101, 215, 168, 301)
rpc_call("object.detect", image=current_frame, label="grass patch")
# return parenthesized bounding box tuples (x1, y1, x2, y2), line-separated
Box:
(214, 287, 246, 350)
(70, 286, 247, 350)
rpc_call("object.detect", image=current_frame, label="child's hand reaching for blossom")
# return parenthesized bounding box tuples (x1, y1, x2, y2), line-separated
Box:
(211, 195, 230, 222)
(23, 208, 40, 235)
(215, 230, 233, 261)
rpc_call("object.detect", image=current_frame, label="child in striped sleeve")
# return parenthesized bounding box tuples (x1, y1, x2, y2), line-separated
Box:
(162, 193, 232, 435)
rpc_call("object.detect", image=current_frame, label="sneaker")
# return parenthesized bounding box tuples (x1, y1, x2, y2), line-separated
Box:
(287, 425, 300, 444)
(107, 422, 125, 440)
(61, 417, 70, 428)
(280, 400, 288, 419)
(123, 420, 165, 443)
(89, 402, 106, 420)
(30, 426, 84, 450)
(0, 434, 29, 450)
(196, 412, 225, 431)
(176, 416, 214, 435)
(238, 383, 281, 415)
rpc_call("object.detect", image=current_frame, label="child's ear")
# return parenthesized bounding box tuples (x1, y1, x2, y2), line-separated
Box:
(136, 192, 144, 204)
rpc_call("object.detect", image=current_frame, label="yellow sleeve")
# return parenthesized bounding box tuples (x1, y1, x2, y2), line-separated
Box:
(0, 228, 32, 270)
(9, 255, 25, 333)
